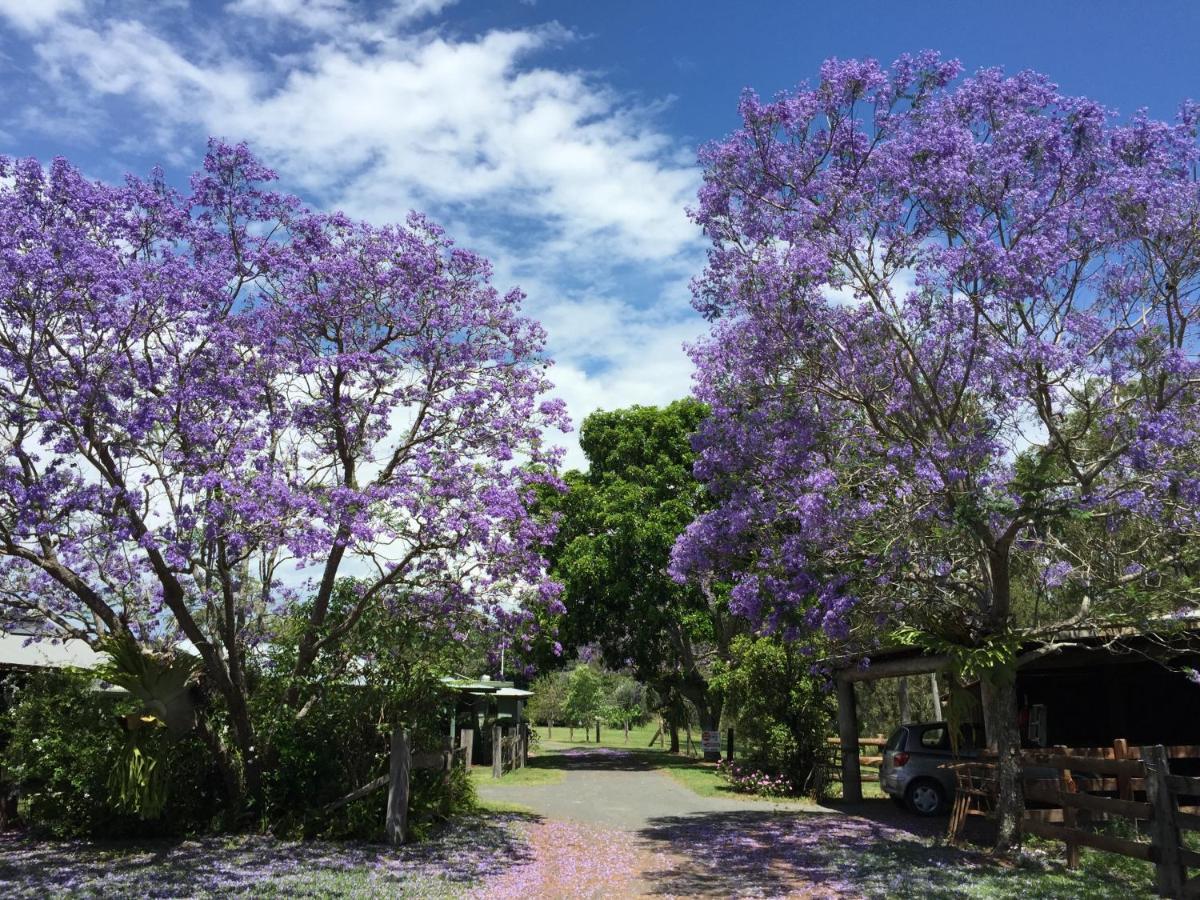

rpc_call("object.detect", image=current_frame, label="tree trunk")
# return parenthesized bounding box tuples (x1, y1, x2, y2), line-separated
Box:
(986, 672, 1024, 853)
(668, 719, 679, 754)
(980, 543, 1023, 854)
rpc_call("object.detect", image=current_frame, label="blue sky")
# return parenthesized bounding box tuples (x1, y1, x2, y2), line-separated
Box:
(2, 0, 1198, 468)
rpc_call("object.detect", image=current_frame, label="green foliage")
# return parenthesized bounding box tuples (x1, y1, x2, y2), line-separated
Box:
(94, 632, 205, 820)
(562, 664, 605, 725)
(96, 631, 202, 735)
(541, 400, 726, 686)
(256, 580, 481, 838)
(605, 675, 647, 727)
(717, 634, 833, 786)
(526, 670, 568, 726)
(108, 727, 170, 820)
(1, 669, 220, 837)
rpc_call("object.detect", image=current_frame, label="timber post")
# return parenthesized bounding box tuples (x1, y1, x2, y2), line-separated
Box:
(836, 676, 862, 802)
(1053, 746, 1079, 869)
(1144, 744, 1186, 897)
(727, 727, 735, 763)
(460, 728, 473, 770)
(492, 724, 503, 779)
(386, 727, 411, 847)
(1113, 738, 1132, 801)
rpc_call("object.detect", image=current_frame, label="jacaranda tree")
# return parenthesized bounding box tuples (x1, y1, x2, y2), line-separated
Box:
(672, 54, 1200, 849)
(0, 141, 568, 814)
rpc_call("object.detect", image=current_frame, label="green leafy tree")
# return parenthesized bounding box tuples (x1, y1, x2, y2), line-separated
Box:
(716, 635, 834, 785)
(562, 664, 605, 735)
(605, 676, 647, 742)
(541, 400, 739, 745)
(527, 671, 569, 738)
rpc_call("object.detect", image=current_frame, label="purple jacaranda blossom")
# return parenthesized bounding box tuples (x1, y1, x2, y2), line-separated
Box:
(670, 53, 1200, 849)
(0, 140, 570, 802)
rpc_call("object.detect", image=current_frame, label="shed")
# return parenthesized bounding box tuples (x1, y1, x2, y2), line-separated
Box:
(831, 621, 1200, 801)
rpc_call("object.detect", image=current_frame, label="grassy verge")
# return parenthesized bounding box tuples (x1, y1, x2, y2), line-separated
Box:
(470, 758, 565, 790)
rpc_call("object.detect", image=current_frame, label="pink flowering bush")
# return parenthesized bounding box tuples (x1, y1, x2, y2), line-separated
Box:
(716, 759, 798, 798)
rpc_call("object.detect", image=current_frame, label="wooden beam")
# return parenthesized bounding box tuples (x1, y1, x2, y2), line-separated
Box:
(836, 654, 950, 682)
(1021, 819, 1153, 862)
(1145, 744, 1187, 898)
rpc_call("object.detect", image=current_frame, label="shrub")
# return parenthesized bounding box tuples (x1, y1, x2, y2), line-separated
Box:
(1, 668, 221, 837)
(715, 759, 797, 798)
(717, 634, 834, 790)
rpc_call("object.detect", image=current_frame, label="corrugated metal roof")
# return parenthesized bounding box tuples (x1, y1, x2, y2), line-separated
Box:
(0, 633, 105, 670)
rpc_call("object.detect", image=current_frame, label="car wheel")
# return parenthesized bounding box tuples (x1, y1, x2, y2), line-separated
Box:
(904, 779, 946, 816)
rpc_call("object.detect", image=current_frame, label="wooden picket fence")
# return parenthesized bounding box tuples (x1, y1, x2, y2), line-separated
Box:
(949, 741, 1200, 897)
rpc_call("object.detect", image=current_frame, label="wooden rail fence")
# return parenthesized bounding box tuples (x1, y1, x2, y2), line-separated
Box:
(949, 741, 1200, 898)
(321, 727, 470, 847)
(810, 735, 887, 796)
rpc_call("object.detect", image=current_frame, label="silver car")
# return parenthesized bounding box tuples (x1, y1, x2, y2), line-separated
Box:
(880, 722, 979, 816)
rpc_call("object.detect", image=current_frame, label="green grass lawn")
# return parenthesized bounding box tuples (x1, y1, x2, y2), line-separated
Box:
(469, 752, 566, 790)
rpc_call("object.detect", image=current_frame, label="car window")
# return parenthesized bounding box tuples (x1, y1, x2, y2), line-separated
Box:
(919, 726, 949, 750)
(884, 728, 906, 752)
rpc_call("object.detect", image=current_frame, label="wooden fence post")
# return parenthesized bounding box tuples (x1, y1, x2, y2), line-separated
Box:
(1054, 746, 1079, 869)
(460, 728, 474, 770)
(493, 724, 503, 779)
(521, 723, 529, 766)
(727, 727, 735, 763)
(595, 720, 600, 743)
(1113, 738, 1132, 801)
(386, 727, 411, 847)
(1145, 744, 1186, 898)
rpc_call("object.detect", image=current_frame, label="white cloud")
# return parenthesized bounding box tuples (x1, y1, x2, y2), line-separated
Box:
(0, 0, 81, 31)
(35, 21, 258, 115)
(223, 0, 458, 33)
(21, 4, 707, 468)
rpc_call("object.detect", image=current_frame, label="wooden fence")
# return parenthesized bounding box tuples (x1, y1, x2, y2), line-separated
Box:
(950, 742, 1200, 897)
(491, 723, 529, 778)
(322, 726, 471, 847)
(810, 735, 887, 796)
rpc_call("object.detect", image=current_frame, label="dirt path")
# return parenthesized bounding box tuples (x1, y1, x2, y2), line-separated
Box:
(472, 747, 891, 898)
(470, 746, 1072, 899)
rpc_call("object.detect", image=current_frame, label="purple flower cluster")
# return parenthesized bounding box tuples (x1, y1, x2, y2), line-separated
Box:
(0, 141, 569, 772)
(671, 52, 1200, 651)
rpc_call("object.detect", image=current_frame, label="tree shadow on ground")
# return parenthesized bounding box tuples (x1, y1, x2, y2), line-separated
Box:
(0, 811, 542, 898)
(634, 807, 1136, 900)
(530, 747, 664, 773)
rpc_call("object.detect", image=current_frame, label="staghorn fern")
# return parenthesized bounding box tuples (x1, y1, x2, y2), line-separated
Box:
(97, 632, 202, 818)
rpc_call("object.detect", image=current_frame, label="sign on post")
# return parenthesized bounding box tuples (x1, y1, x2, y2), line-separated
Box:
(701, 730, 721, 756)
